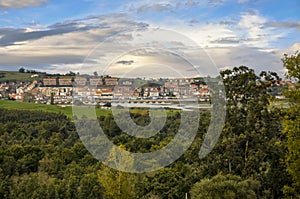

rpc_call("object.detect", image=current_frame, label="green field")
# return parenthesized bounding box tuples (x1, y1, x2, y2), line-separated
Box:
(0, 71, 39, 82)
(0, 100, 183, 120)
(0, 100, 110, 118)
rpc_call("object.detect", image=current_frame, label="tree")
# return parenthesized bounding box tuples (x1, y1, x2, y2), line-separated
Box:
(66, 71, 76, 76)
(93, 71, 98, 77)
(98, 165, 137, 199)
(50, 92, 55, 105)
(136, 165, 196, 199)
(78, 173, 104, 199)
(18, 67, 26, 73)
(190, 173, 260, 199)
(282, 51, 300, 80)
(213, 66, 286, 198)
(98, 145, 137, 199)
(281, 51, 300, 197)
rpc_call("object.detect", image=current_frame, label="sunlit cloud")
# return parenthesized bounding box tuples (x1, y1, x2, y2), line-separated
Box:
(0, 0, 48, 9)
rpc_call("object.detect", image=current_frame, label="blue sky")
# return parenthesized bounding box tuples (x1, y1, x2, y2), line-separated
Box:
(0, 0, 299, 76)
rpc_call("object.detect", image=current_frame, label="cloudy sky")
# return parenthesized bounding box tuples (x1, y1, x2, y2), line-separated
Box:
(0, 0, 299, 77)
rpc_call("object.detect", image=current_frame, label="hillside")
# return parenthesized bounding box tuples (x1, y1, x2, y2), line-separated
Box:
(0, 71, 39, 82)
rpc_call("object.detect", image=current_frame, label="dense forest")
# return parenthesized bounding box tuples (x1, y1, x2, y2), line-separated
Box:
(0, 52, 299, 198)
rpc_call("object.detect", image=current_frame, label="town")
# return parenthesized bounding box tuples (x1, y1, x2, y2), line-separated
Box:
(0, 69, 293, 106)
(0, 70, 211, 105)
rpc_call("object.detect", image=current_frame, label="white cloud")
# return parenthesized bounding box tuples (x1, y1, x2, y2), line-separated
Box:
(0, 15, 147, 72)
(0, 0, 48, 9)
(237, 12, 269, 47)
(279, 43, 300, 56)
(125, 0, 227, 13)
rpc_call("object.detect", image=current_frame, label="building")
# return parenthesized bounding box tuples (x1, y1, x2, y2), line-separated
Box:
(104, 77, 118, 86)
(113, 86, 135, 98)
(9, 93, 23, 101)
(90, 78, 103, 86)
(75, 77, 87, 86)
(43, 78, 57, 86)
(178, 85, 192, 97)
(122, 81, 133, 85)
(99, 87, 113, 99)
(58, 87, 73, 96)
(26, 80, 38, 91)
(164, 81, 179, 89)
(59, 78, 73, 86)
(144, 87, 160, 98)
(31, 74, 39, 78)
(74, 87, 92, 97)
(149, 87, 160, 97)
(178, 78, 194, 86)
(190, 83, 199, 91)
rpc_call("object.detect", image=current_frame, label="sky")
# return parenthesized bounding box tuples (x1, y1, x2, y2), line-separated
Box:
(0, 0, 299, 77)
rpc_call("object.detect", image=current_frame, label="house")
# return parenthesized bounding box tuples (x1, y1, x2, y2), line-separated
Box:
(74, 77, 87, 86)
(164, 81, 179, 89)
(199, 87, 210, 97)
(113, 86, 135, 98)
(74, 87, 92, 97)
(177, 78, 194, 86)
(16, 87, 25, 94)
(90, 78, 103, 86)
(122, 81, 133, 85)
(58, 87, 73, 96)
(28, 88, 39, 96)
(99, 87, 113, 99)
(104, 77, 118, 86)
(59, 78, 73, 86)
(179, 85, 192, 97)
(31, 74, 39, 78)
(26, 80, 38, 91)
(190, 83, 199, 91)
(43, 78, 57, 86)
(144, 87, 160, 98)
(9, 93, 24, 101)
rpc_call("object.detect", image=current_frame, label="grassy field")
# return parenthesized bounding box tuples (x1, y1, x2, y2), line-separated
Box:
(0, 100, 110, 119)
(0, 71, 39, 82)
(0, 100, 182, 120)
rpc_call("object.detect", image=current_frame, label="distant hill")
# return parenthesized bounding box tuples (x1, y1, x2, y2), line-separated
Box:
(0, 70, 77, 82)
(0, 71, 40, 82)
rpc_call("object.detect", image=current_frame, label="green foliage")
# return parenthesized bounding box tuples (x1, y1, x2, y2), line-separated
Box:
(50, 92, 55, 105)
(18, 67, 26, 73)
(98, 165, 137, 199)
(136, 164, 198, 199)
(190, 173, 260, 199)
(282, 51, 300, 80)
(282, 51, 300, 197)
(207, 66, 287, 198)
(0, 108, 104, 198)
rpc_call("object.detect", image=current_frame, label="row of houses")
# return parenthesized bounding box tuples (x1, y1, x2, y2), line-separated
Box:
(42, 76, 200, 87)
(40, 78, 210, 99)
(2, 77, 296, 103)
(37, 85, 209, 101)
(43, 77, 119, 86)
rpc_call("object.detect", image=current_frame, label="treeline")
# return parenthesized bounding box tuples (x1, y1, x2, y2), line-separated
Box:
(0, 52, 299, 198)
